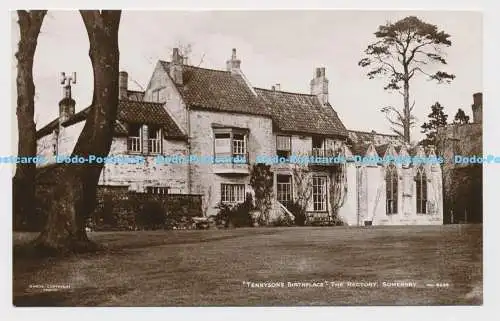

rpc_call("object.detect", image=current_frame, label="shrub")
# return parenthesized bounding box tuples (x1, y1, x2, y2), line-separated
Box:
(250, 164, 274, 224)
(215, 193, 254, 228)
(231, 197, 253, 227)
(214, 202, 234, 227)
(286, 201, 307, 226)
(136, 200, 165, 230)
(272, 214, 294, 227)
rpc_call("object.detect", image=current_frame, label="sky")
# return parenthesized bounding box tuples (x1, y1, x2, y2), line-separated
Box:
(10, 10, 482, 143)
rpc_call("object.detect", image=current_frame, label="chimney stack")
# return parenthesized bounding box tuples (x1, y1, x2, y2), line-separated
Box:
(472, 92, 482, 123)
(59, 72, 76, 124)
(226, 48, 241, 74)
(119, 71, 128, 100)
(310, 67, 329, 105)
(170, 48, 183, 85)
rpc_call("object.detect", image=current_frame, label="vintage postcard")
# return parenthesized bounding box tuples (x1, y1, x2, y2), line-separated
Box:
(9, 8, 484, 311)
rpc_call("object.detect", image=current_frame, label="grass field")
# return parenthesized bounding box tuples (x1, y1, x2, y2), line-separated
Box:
(13, 224, 482, 306)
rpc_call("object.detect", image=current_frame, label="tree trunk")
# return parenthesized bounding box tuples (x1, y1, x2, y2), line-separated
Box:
(13, 11, 46, 231)
(403, 79, 411, 144)
(33, 10, 121, 254)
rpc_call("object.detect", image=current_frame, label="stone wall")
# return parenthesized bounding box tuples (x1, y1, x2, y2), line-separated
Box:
(98, 137, 189, 193)
(37, 117, 190, 194)
(437, 123, 483, 223)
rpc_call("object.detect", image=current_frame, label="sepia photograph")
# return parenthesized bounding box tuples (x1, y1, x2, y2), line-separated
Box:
(9, 8, 483, 308)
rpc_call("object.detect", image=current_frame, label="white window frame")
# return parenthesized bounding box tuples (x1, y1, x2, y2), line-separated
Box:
(213, 128, 248, 161)
(312, 176, 327, 211)
(127, 124, 143, 153)
(312, 136, 326, 157)
(232, 133, 246, 158)
(277, 174, 293, 205)
(146, 186, 169, 195)
(221, 184, 245, 204)
(276, 135, 291, 158)
(148, 126, 163, 154)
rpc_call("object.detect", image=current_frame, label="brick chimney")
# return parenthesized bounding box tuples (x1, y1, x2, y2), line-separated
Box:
(310, 67, 328, 105)
(226, 48, 241, 74)
(170, 48, 183, 85)
(119, 71, 128, 100)
(472, 92, 482, 123)
(59, 72, 76, 124)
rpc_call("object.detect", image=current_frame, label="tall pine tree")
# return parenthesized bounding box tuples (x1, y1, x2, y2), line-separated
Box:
(421, 102, 448, 146)
(359, 16, 455, 143)
(453, 108, 470, 124)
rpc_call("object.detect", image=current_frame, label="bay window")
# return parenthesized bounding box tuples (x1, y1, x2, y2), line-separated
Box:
(276, 135, 291, 158)
(213, 128, 248, 162)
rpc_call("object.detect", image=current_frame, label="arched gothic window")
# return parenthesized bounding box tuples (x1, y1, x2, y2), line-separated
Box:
(415, 167, 427, 214)
(386, 164, 398, 214)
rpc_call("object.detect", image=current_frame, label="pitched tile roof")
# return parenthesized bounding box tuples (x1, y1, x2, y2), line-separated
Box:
(37, 100, 185, 140)
(348, 130, 400, 146)
(159, 61, 270, 117)
(254, 88, 348, 138)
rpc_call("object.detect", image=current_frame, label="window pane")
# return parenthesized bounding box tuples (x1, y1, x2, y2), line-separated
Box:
(277, 135, 291, 151)
(386, 165, 398, 214)
(215, 137, 231, 156)
(148, 126, 161, 139)
(312, 176, 326, 211)
(312, 137, 324, 149)
(215, 133, 230, 139)
(129, 124, 141, 137)
(221, 184, 245, 203)
(416, 168, 427, 214)
(277, 175, 292, 207)
(232, 134, 246, 157)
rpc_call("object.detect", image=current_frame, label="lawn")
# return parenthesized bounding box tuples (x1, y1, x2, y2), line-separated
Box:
(12, 224, 482, 306)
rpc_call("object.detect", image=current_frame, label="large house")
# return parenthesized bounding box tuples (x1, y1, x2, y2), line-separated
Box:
(36, 48, 443, 226)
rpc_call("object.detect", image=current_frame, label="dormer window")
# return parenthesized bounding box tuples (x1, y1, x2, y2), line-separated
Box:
(148, 125, 162, 154)
(312, 136, 325, 157)
(127, 123, 142, 153)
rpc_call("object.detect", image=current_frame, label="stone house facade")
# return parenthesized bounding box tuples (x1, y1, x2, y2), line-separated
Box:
(36, 48, 444, 225)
